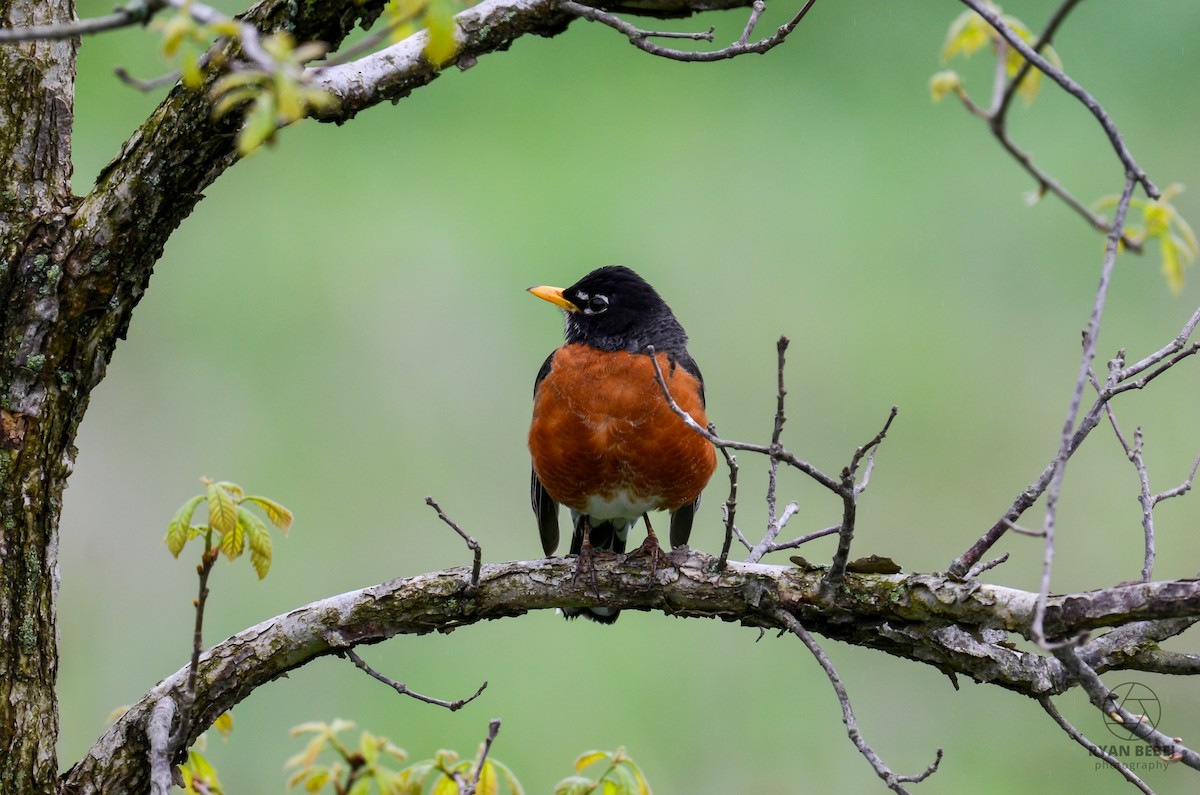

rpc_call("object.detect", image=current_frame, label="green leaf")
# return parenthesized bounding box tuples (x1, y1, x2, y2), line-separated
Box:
(476, 760, 498, 795)
(245, 495, 294, 532)
(347, 777, 372, 795)
(302, 767, 332, 793)
(239, 505, 273, 578)
(928, 70, 961, 103)
(237, 93, 279, 156)
(219, 516, 245, 561)
(213, 711, 234, 738)
(286, 731, 330, 772)
(431, 774, 460, 795)
(555, 776, 595, 795)
(491, 759, 524, 795)
(360, 730, 380, 766)
(1162, 235, 1184, 295)
(602, 764, 639, 795)
(423, 0, 459, 68)
(167, 494, 205, 557)
(621, 759, 653, 795)
(940, 8, 992, 62)
(207, 481, 238, 535)
(575, 751, 610, 773)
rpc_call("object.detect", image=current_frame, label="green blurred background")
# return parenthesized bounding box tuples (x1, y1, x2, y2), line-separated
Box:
(59, 0, 1200, 791)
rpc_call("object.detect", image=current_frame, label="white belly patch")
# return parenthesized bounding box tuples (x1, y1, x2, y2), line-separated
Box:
(584, 489, 661, 520)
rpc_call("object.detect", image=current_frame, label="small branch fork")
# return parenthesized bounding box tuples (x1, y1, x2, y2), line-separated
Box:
(559, 0, 818, 62)
(943, 0, 1148, 249)
(773, 607, 942, 793)
(644, 340, 897, 588)
(426, 496, 482, 590)
(461, 720, 503, 795)
(1037, 697, 1153, 794)
(345, 648, 488, 711)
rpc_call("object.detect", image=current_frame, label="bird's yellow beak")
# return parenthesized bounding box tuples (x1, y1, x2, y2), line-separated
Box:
(527, 285, 579, 313)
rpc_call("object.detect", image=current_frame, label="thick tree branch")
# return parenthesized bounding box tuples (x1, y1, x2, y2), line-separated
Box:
(61, 551, 1200, 792)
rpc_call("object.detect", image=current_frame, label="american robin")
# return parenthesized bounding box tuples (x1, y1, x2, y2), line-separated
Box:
(527, 266, 717, 623)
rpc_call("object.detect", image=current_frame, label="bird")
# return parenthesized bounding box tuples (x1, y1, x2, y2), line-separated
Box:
(527, 265, 717, 623)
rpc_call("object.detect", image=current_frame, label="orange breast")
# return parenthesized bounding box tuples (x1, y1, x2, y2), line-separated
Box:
(529, 345, 717, 516)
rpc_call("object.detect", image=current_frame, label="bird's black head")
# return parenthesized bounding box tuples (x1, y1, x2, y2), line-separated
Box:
(528, 266, 689, 354)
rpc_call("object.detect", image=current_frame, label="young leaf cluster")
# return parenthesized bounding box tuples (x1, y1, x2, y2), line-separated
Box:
(165, 478, 293, 579)
(286, 720, 523, 795)
(555, 748, 653, 795)
(210, 32, 338, 155)
(155, 4, 239, 88)
(179, 712, 234, 794)
(936, 3, 1062, 106)
(1097, 183, 1198, 293)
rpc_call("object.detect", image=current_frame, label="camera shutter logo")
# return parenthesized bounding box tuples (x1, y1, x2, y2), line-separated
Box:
(1103, 683, 1161, 740)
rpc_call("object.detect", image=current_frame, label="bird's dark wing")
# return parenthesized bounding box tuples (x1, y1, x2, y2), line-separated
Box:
(531, 350, 560, 555)
(532, 469, 560, 556)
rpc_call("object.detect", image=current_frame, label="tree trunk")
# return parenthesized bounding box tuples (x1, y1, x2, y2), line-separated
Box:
(0, 1, 76, 791)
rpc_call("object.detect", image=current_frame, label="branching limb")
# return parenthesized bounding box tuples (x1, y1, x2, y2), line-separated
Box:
(1038, 696, 1153, 794)
(773, 607, 942, 793)
(345, 648, 488, 711)
(1081, 618, 1200, 676)
(558, 0, 818, 63)
(426, 496, 482, 589)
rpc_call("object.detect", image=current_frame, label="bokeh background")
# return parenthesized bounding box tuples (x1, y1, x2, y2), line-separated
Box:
(60, 1, 1200, 792)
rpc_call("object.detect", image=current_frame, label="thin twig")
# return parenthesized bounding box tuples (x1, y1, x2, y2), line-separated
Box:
(762, 524, 840, 554)
(0, 0, 164, 41)
(644, 345, 843, 494)
(1038, 696, 1153, 794)
(763, 337, 790, 562)
(426, 496, 482, 589)
(559, 0, 818, 63)
(171, 542, 218, 753)
(147, 697, 178, 795)
(827, 407, 898, 590)
(462, 720, 502, 795)
(1128, 430, 1156, 582)
(747, 501, 799, 564)
(714, 436, 739, 571)
(1031, 175, 1137, 647)
(1053, 643, 1200, 770)
(959, 0, 1159, 199)
(966, 552, 1009, 579)
(773, 607, 942, 793)
(345, 648, 487, 711)
(994, 0, 1085, 124)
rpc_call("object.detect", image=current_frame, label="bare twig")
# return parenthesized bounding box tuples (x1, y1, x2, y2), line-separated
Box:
(171, 542, 218, 753)
(644, 345, 842, 494)
(146, 697, 178, 795)
(345, 648, 487, 711)
(966, 552, 1009, 579)
(826, 407, 898, 590)
(559, 0, 818, 63)
(746, 501, 800, 564)
(1038, 696, 1153, 794)
(959, 0, 1159, 200)
(944, 0, 1143, 250)
(762, 524, 840, 554)
(426, 496, 482, 590)
(773, 607, 942, 793)
(0, 0, 164, 42)
(463, 719, 503, 795)
(1030, 175, 1137, 647)
(762, 337, 791, 561)
(714, 437, 739, 571)
(1053, 643, 1200, 770)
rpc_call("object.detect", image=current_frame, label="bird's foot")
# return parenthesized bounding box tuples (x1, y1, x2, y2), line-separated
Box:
(625, 535, 672, 579)
(572, 542, 602, 598)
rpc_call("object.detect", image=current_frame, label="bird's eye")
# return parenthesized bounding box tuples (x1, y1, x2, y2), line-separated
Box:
(586, 295, 609, 314)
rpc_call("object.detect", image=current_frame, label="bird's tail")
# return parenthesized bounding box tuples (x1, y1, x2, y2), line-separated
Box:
(562, 513, 634, 624)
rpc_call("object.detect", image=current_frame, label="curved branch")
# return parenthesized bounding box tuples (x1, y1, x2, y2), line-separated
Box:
(61, 550, 1200, 792)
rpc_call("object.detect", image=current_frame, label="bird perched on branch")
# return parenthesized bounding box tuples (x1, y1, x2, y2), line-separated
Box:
(527, 266, 717, 623)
